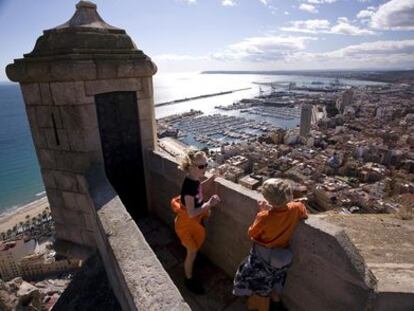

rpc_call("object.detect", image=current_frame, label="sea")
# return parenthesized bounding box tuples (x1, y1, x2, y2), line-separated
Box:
(0, 72, 384, 213)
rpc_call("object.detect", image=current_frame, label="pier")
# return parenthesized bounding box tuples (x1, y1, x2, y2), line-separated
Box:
(154, 87, 251, 107)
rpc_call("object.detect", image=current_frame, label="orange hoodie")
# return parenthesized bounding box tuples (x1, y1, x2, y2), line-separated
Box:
(248, 201, 308, 248)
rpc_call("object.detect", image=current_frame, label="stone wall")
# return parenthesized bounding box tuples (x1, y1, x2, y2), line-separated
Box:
(148, 150, 414, 310)
(17, 76, 156, 252)
(85, 165, 190, 311)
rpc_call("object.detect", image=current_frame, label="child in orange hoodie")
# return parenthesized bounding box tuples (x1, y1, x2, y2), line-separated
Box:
(233, 178, 307, 310)
(171, 148, 220, 294)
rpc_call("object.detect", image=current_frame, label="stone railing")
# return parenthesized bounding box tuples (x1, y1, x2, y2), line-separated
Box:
(85, 165, 190, 311)
(148, 149, 414, 311)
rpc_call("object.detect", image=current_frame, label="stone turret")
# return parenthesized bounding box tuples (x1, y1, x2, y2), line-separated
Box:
(6, 1, 157, 256)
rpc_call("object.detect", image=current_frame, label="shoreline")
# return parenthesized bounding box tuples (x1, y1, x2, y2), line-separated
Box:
(0, 196, 50, 235)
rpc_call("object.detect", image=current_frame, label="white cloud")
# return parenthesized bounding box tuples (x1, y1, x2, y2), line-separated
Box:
(370, 0, 414, 30)
(299, 3, 318, 13)
(330, 17, 376, 35)
(222, 0, 236, 7)
(288, 39, 414, 68)
(259, 0, 269, 5)
(281, 18, 375, 36)
(281, 19, 330, 34)
(179, 0, 197, 4)
(306, 0, 337, 3)
(357, 9, 375, 19)
(211, 35, 316, 62)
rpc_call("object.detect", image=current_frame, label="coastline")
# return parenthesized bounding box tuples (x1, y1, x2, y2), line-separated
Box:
(0, 196, 49, 235)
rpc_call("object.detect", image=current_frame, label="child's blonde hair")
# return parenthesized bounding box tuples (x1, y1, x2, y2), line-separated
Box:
(262, 178, 293, 207)
(179, 148, 207, 172)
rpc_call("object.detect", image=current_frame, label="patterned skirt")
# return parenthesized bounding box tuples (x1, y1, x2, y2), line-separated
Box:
(233, 245, 291, 297)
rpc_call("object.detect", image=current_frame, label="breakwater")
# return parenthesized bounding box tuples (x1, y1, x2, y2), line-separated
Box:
(154, 88, 251, 107)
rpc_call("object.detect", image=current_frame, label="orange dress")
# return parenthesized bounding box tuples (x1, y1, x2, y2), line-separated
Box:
(248, 201, 308, 248)
(171, 196, 209, 251)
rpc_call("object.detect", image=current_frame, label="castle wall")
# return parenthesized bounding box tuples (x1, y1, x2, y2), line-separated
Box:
(148, 150, 414, 311)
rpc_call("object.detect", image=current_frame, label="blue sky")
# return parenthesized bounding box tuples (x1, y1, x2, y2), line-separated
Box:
(0, 0, 413, 80)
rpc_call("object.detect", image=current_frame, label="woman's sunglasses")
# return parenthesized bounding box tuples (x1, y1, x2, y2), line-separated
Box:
(196, 163, 208, 170)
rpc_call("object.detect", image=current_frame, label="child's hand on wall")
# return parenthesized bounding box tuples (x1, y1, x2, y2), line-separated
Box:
(257, 200, 271, 211)
(208, 194, 221, 207)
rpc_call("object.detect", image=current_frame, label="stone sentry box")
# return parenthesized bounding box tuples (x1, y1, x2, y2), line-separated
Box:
(6, 1, 157, 253)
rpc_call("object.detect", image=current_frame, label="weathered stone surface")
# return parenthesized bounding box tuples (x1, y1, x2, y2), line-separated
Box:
(36, 106, 63, 128)
(41, 169, 57, 189)
(45, 188, 64, 209)
(51, 81, 93, 106)
(60, 105, 98, 130)
(54, 151, 90, 173)
(20, 83, 41, 106)
(39, 83, 54, 105)
(117, 59, 157, 79)
(37, 149, 56, 169)
(138, 76, 154, 99)
(53, 171, 80, 192)
(26, 63, 49, 82)
(49, 60, 97, 81)
(95, 60, 119, 79)
(66, 127, 101, 152)
(84, 78, 141, 96)
(86, 167, 189, 311)
(44, 128, 70, 151)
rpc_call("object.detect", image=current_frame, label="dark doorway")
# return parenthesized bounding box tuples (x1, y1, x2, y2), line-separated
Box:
(95, 91, 147, 219)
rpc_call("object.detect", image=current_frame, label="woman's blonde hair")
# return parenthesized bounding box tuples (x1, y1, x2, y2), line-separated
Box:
(262, 178, 293, 207)
(178, 148, 207, 172)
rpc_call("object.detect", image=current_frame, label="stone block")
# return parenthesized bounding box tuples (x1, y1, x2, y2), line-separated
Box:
(82, 212, 98, 232)
(140, 121, 156, 148)
(36, 106, 63, 128)
(62, 191, 78, 210)
(41, 169, 57, 189)
(26, 106, 38, 128)
(76, 174, 89, 194)
(137, 98, 155, 121)
(20, 83, 41, 106)
(66, 126, 101, 152)
(30, 128, 48, 149)
(39, 83, 53, 106)
(60, 105, 98, 130)
(53, 171, 80, 192)
(51, 81, 93, 106)
(95, 60, 119, 79)
(37, 149, 56, 169)
(62, 191, 90, 211)
(49, 60, 97, 81)
(80, 229, 96, 247)
(26, 63, 49, 82)
(43, 128, 70, 151)
(148, 151, 165, 175)
(84, 78, 141, 96)
(138, 77, 154, 99)
(215, 179, 259, 222)
(54, 151, 90, 173)
(46, 188, 64, 209)
(117, 59, 157, 79)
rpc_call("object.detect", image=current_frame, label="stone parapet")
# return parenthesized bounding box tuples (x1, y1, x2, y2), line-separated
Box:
(86, 165, 190, 311)
(148, 149, 414, 311)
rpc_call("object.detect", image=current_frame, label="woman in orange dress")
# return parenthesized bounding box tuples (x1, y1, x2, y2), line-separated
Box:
(171, 148, 220, 294)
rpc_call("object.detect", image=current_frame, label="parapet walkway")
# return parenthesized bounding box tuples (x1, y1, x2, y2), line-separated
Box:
(137, 216, 245, 311)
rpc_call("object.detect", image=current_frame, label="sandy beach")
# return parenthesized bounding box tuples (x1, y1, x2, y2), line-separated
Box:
(0, 197, 50, 235)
